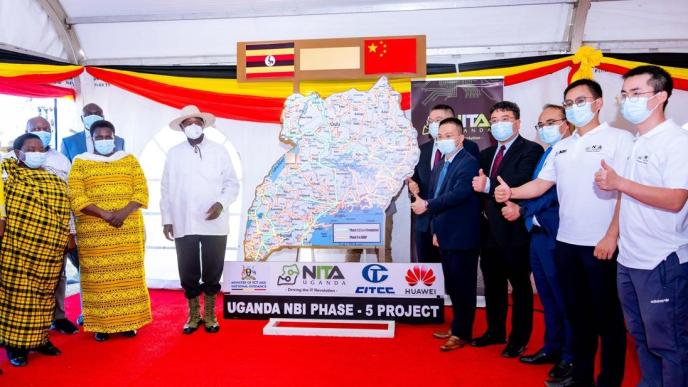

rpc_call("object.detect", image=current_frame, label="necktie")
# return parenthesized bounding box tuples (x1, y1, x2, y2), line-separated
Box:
(434, 161, 450, 199)
(432, 148, 442, 171)
(490, 145, 506, 179)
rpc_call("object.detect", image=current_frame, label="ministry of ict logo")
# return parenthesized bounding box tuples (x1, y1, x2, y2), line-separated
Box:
(277, 264, 299, 286)
(241, 265, 256, 281)
(405, 265, 436, 287)
(362, 264, 389, 283)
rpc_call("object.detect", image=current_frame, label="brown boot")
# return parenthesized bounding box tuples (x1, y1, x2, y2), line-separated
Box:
(203, 293, 220, 333)
(182, 296, 203, 334)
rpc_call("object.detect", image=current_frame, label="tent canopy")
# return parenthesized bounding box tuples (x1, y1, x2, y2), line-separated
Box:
(1, 0, 687, 66)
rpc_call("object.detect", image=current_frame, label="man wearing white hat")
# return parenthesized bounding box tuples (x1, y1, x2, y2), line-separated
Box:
(160, 105, 240, 334)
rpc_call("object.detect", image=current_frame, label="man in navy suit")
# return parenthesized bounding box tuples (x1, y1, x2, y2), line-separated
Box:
(409, 104, 479, 263)
(471, 101, 543, 358)
(411, 117, 481, 351)
(60, 103, 125, 162)
(500, 104, 574, 383)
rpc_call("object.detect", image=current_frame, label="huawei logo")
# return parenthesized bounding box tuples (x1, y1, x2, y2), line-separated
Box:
(405, 266, 436, 287)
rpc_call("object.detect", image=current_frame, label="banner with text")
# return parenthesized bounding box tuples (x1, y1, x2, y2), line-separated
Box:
(224, 261, 444, 297)
(411, 77, 504, 150)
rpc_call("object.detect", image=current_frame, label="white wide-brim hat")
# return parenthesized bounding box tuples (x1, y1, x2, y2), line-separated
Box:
(169, 105, 216, 130)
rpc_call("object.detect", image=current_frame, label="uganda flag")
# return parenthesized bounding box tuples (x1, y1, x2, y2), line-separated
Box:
(245, 42, 295, 79)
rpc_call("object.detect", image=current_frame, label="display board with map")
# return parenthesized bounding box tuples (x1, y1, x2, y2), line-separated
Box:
(244, 77, 419, 261)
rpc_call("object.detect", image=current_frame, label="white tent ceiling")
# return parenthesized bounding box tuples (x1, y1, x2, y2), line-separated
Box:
(1, 0, 687, 65)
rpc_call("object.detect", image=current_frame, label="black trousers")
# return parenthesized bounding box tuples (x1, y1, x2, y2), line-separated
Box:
(416, 227, 441, 263)
(175, 235, 227, 299)
(441, 249, 479, 340)
(480, 243, 533, 346)
(555, 241, 626, 387)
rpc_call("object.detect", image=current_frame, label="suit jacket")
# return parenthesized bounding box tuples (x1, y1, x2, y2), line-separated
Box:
(521, 148, 559, 250)
(412, 138, 479, 232)
(60, 131, 125, 162)
(426, 149, 481, 251)
(479, 136, 543, 248)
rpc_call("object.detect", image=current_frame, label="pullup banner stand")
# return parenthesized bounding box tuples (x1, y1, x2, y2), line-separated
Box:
(223, 261, 445, 338)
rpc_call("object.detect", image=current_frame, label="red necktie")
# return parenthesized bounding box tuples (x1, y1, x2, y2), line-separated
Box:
(490, 145, 506, 179)
(432, 149, 442, 171)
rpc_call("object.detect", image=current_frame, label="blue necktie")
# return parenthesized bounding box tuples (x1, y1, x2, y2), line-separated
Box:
(525, 147, 553, 231)
(434, 160, 450, 199)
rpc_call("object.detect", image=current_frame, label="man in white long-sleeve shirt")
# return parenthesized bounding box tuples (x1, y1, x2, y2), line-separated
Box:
(160, 105, 239, 335)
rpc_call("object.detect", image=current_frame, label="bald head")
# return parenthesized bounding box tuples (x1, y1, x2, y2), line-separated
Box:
(26, 116, 51, 133)
(82, 103, 104, 117)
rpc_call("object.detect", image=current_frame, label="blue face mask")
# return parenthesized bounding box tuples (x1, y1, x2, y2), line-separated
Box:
(621, 95, 658, 125)
(565, 102, 596, 128)
(427, 121, 440, 139)
(437, 139, 457, 155)
(83, 114, 104, 130)
(491, 121, 514, 142)
(538, 124, 564, 145)
(32, 130, 52, 148)
(94, 139, 115, 155)
(23, 151, 47, 169)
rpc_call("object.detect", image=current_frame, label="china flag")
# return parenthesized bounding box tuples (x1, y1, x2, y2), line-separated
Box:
(363, 38, 417, 75)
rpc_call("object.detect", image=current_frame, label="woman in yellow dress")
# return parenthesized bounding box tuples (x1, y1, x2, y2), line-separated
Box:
(68, 120, 151, 341)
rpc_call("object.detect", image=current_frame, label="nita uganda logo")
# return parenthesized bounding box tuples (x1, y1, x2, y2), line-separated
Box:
(405, 265, 436, 287)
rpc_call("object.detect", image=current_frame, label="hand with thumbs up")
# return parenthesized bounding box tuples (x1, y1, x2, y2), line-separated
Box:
(472, 169, 488, 192)
(595, 159, 624, 191)
(494, 176, 512, 203)
(501, 200, 521, 221)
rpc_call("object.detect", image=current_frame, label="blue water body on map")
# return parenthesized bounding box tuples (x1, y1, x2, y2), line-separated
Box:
(309, 206, 384, 246)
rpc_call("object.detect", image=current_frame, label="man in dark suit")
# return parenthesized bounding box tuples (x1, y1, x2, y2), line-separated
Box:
(409, 104, 479, 263)
(61, 103, 125, 162)
(471, 101, 543, 357)
(411, 117, 481, 351)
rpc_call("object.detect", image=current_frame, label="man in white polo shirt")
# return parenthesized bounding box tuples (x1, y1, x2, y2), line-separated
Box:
(494, 79, 633, 387)
(595, 65, 688, 387)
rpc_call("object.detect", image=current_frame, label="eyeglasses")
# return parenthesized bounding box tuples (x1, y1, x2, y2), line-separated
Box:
(617, 91, 657, 104)
(534, 119, 565, 130)
(489, 117, 514, 125)
(562, 96, 597, 108)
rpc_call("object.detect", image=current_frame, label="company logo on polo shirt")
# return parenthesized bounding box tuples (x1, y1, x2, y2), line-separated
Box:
(636, 154, 649, 164)
(556, 149, 567, 155)
(585, 144, 603, 152)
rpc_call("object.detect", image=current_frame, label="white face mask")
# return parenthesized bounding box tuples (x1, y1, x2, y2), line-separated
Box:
(428, 121, 440, 139)
(183, 124, 203, 140)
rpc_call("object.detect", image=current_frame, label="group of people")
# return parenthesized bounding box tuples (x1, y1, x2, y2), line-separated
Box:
(409, 65, 687, 387)
(0, 104, 239, 370)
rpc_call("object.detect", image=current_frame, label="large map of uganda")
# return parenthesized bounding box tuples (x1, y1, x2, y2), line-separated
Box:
(243, 77, 419, 261)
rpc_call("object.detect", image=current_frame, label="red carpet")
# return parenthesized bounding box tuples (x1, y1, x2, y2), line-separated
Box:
(1, 290, 640, 387)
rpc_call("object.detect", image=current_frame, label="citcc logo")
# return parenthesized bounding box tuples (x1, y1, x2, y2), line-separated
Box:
(362, 264, 389, 283)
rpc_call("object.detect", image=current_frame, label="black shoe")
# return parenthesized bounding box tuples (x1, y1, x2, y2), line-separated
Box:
(548, 360, 574, 381)
(122, 330, 137, 338)
(501, 342, 526, 358)
(94, 332, 110, 342)
(544, 377, 592, 387)
(6, 348, 28, 367)
(519, 348, 560, 365)
(471, 332, 506, 347)
(76, 315, 84, 326)
(33, 340, 61, 356)
(204, 325, 220, 333)
(52, 318, 79, 334)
